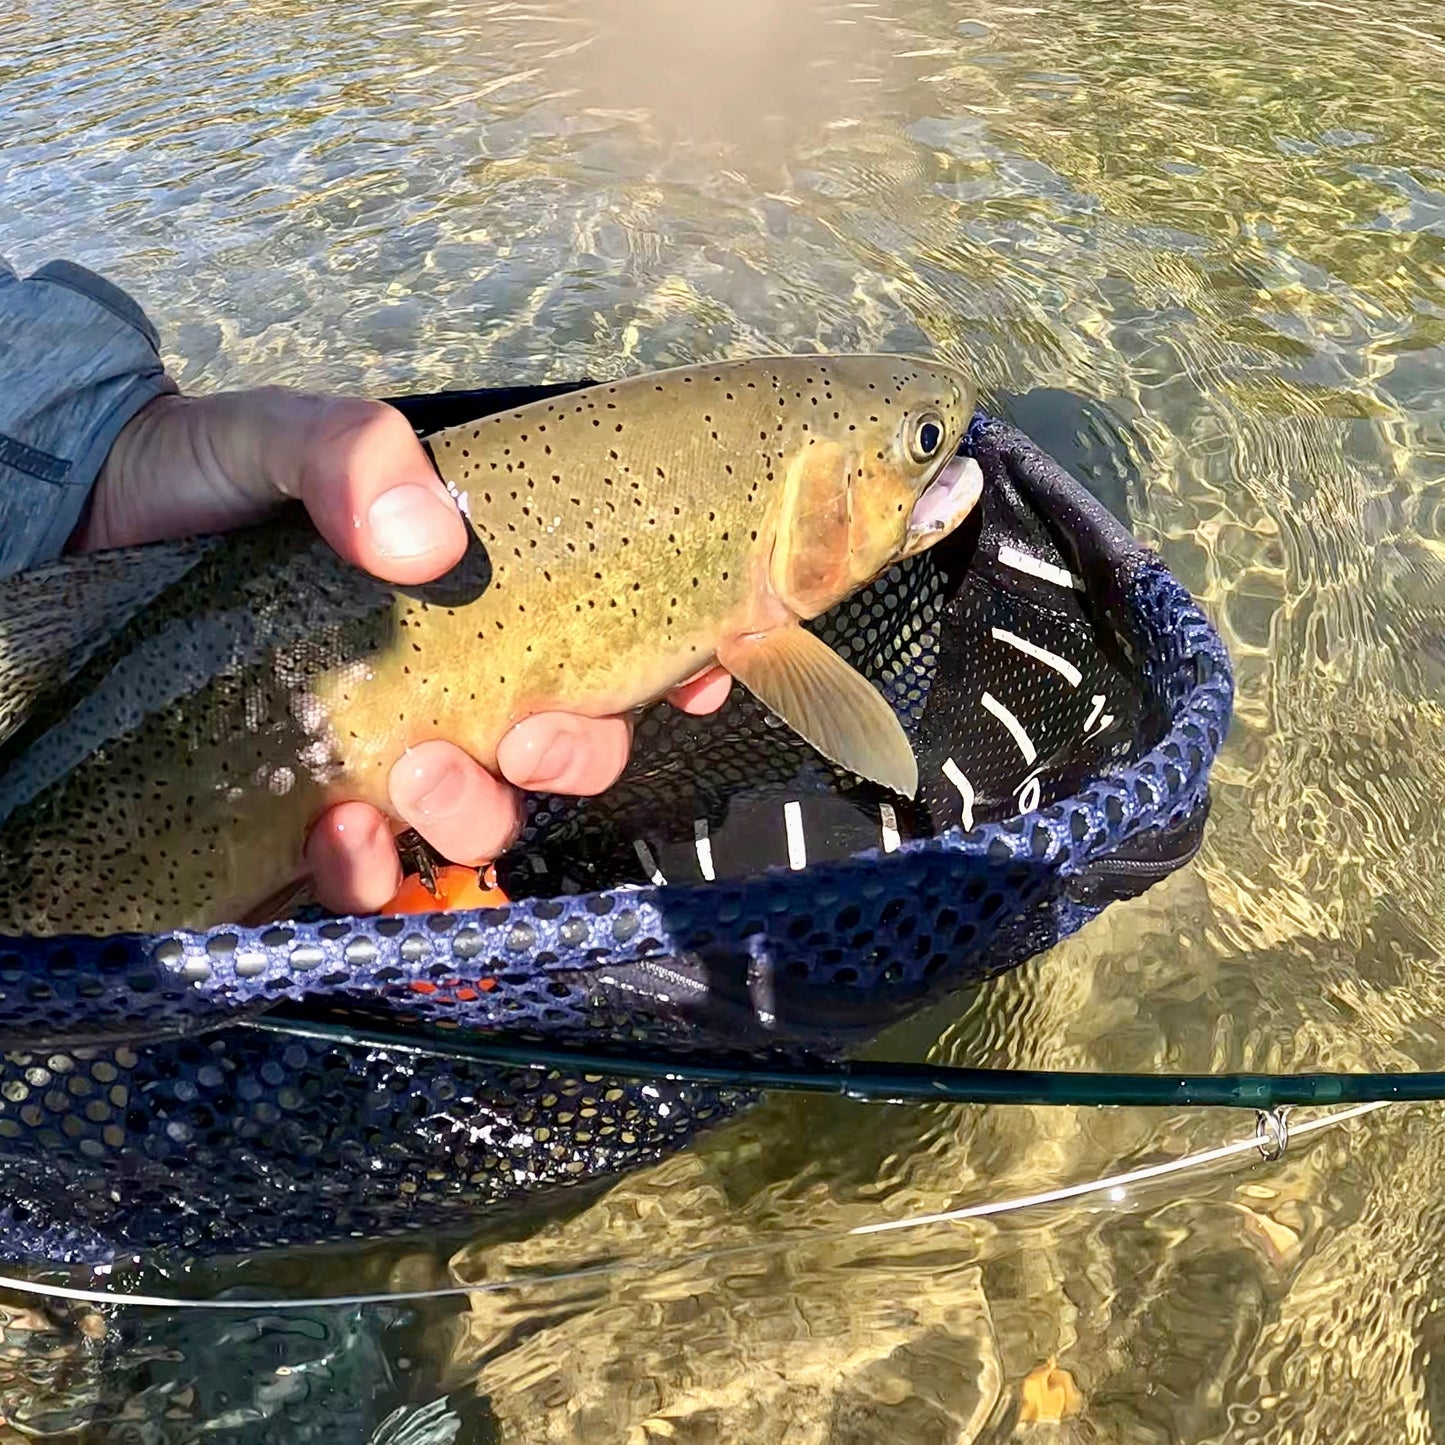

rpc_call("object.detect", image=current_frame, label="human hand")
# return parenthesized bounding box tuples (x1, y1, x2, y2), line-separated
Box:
(78, 387, 732, 913)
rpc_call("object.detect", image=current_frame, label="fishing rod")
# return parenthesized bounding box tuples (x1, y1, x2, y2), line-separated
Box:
(242, 1011, 1445, 1112)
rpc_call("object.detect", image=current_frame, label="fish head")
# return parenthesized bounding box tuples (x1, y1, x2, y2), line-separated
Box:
(768, 354, 983, 619)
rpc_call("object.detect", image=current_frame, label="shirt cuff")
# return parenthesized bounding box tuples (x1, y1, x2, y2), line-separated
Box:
(0, 257, 179, 577)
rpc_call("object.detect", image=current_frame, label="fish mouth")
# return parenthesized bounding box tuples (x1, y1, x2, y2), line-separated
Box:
(901, 451, 985, 557)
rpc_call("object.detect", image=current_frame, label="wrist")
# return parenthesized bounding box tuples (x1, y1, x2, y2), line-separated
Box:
(70, 393, 194, 552)
(73, 387, 330, 552)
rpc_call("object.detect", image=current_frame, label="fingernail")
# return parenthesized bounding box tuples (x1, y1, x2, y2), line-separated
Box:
(521, 732, 576, 789)
(367, 483, 458, 560)
(398, 756, 467, 817)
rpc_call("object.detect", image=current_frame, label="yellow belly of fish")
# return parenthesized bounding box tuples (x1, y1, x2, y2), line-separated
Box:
(310, 567, 749, 807)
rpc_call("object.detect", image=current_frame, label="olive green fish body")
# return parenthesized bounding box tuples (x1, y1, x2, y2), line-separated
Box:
(0, 522, 390, 933)
(0, 355, 980, 937)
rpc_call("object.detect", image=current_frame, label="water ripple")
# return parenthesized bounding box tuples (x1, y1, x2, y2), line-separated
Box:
(5, 0, 1445, 1436)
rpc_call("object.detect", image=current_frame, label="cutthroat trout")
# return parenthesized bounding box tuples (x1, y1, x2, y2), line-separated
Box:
(0, 355, 980, 936)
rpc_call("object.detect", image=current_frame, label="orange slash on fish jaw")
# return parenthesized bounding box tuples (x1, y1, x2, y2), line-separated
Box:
(769, 439, 856, 620)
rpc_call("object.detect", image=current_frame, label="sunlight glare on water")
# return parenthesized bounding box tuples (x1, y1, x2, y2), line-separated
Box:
(3, 0, 1445, 1437)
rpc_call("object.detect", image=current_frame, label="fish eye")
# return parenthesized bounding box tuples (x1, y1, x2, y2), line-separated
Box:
(907, 412, 946, 464)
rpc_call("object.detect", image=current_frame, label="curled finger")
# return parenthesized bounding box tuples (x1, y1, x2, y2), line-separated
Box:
(388, 739, 525, 865)
(305, 800, 404, 916)
(496, 713, 634, 797)
(666, 665, 733, 716)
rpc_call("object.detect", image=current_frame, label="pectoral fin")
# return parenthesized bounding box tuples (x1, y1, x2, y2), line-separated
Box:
(717, 624, 919, 798)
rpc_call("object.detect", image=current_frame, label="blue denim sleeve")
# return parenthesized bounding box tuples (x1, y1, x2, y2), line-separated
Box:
(0, 256, 179, 578)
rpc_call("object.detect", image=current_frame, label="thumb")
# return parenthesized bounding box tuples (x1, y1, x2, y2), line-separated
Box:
(79, 388, 469, 587)
(282, 395, 469, 585)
